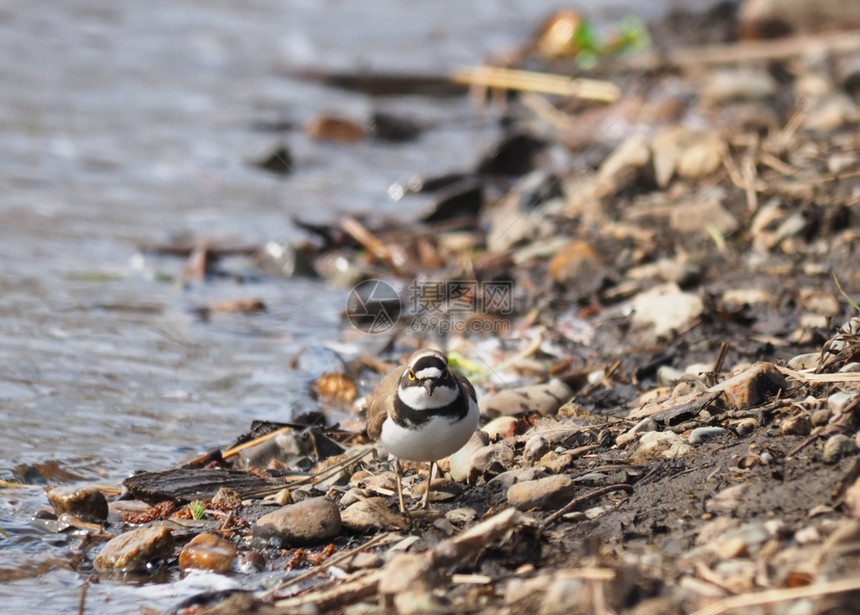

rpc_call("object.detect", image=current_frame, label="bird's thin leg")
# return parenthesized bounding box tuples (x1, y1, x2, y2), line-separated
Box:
(394, 458, 406, 514)
(420, 461, 436, 509)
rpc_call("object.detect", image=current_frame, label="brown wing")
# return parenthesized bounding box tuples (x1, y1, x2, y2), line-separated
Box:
(453, 370, 477, 404)
(365, 366, 403, 440)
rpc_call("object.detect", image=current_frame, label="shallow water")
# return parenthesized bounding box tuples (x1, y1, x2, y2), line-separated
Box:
(0, 1, 707, 611)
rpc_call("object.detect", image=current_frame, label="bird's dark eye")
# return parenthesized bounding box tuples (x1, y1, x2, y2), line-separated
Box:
(408, 369, 416, 381)
(442, 371, 449, 379)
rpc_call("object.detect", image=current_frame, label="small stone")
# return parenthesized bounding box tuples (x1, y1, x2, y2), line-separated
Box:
(253, 497, 341, 547)
(538, 450, 573, 473)
(657, 365, 684, 386)
(487, 467, 546, 490)
(701, 68, 777, 104)
(178, 532, 237, 572)
(547, 241, 603, 286)
(706, 484, 750, 515)
(829, 392, 858, 415)
(47, 486, 109, 522)
(379, 552, 439, 613)
(845, 478, 860, 519)
(823, 434, 857, 464)
(632, 431, 692, 460)
(479, 379, 573, 418)
(688, 427, 727, 445)
(481, 416, 519, 441)
(709, 362, 787, 411)
(445, 507, 477, 525)
(787, 353, 821, 371)
(617, 417, 659, 447)
(593, 134, 653, 198)
(735, 418, 757, 437)
(670, 191, 738, 236)
(469, 442, 515, 480)
(94, 525, 175, 572)
(780, 414, 812, 436)
(811, 408, 831, 427)
(507, 475, 576, 511)
(631, 283, 704, 339)
(307, 113, 365, 143)
(448, 431, 490, 483)
(523, 435, 551, 466)
(341, 498, 408, 533)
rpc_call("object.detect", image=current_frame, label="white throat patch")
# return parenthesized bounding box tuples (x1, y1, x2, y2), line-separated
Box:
(398, 382, 459, 409)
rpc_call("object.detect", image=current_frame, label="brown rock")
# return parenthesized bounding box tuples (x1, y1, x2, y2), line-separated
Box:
(507, 475, 576, 511)
(469, 442, 515, 480)
(341, 497, 409, 533)
(479, 379, 573, 418)
(47, 486, 109, 522)
(307, 114, 365, 143)
(178, 532, 237, 573)
(547, 241, 602, 286)
(94, 525, 175, 572)
(538, 450, 573, 473)
(709, 362, 787, 411)
(780, 414, 812, 436)
(253, 497, 341, 546)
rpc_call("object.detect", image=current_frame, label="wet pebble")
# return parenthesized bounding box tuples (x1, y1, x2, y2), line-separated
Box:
(47, 486, 109, 522)
(94, 525, 175, 572)
(688, 426, 727, 445)
(253, 497, 341, 547)
(506, 475, 576, 511)
(823, 434, 857, 464)
(178, 532, 237, 573)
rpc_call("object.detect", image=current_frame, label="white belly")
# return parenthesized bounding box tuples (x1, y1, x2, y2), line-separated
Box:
(379, 398, 480, 461)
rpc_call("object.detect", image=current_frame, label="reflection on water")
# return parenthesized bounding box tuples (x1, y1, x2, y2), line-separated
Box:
(0, 0, 705, 611)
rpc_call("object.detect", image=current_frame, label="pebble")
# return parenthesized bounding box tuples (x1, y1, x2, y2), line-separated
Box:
(506, 475, 576, 511)
(788, 352, 821, 371)
(547, 241, 603, 285)
(592, 133, 652, 198)
(822, 434, 857, 464)
(688, 426, 727, 445)
(631, 283, 704, 339)
(523, 435, 550, 466)
(828, 392, 857, 414)
(632, 431, 693, 460)
(780, 414, 812, 436)
(701, 68, 777, 104)
(306, 113, 364, 143)
(670, 192, 738, 236)
(341, 498, 408, 533)
(469, 442, 516, 480)
(811, 408, 832, 427)
(448, 431, 489, 483)
(94, 525, 175, 572)
(734, 418, 757, 437)
(538, 450, 574, 473)
(178, 532, 237, 573)
(479, 379, 574, 418)
(709, 362, 787, 411)
(617, 417, 659, 447)
(253, 497, 341, 547)
(487, 467, 546, 490)
(47, 486, 109, 522)
(481, 416, 519, 441)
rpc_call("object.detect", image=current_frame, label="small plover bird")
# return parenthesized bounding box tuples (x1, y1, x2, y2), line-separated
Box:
(366, 349, 480, 512)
